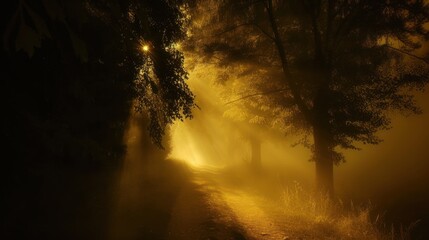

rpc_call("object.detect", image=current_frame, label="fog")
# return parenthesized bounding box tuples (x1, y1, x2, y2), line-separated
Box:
(107, 39, 429, 240)
(336, 92, 429, 228)
(4, 1, 429, 239)
(337, 93, 429, 199)
(165, 55, 429, 238)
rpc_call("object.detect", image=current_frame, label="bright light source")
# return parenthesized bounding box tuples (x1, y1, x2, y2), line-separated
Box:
(142, 45, 149, 52)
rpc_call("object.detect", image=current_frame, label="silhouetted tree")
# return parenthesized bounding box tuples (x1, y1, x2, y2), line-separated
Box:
(2, 0, 195, 238)
(3, 0, 195, 146)
(190, 0, 429, 195)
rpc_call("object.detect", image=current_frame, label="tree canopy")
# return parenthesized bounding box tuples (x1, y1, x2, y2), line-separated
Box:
(3, 0, 195, 147)
(188, 0, 429, 194)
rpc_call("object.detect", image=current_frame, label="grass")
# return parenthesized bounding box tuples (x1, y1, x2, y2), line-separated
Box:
(280, 181, 418, 240)
(207, 165, 422, 239)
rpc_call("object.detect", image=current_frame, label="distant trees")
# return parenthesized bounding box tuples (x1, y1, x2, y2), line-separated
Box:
(220, 67, 290, 169)
(190, 0, 429, 195)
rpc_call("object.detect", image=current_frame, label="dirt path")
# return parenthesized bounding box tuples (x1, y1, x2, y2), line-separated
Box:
(221, 192, 289, 240)
(167, 168, 293, 240)
(110, 116, 247, 239)
(167, 168, 247, 240)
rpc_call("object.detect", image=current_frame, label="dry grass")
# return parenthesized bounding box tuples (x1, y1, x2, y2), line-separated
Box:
(280, 181, 417, 240)
(213, 166, 421, 239)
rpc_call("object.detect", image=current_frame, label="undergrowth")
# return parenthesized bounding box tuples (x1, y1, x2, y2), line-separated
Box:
(281, 181, 419, 240)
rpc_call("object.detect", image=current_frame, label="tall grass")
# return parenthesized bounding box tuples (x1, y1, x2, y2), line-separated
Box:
(281, 181, 417, 240)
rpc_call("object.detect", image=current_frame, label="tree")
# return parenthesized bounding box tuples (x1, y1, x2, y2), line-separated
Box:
(3, 0, 195, 147)
(2, 0, 195, 237)
(221, 66, 291, 169)
(183, 4, 293, 169)
(190, 0, 429, 195)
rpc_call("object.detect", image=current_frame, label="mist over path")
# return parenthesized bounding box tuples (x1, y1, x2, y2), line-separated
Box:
(188, 168, 290, 240)
(108, 114, 305, 240)
(108, 115, 248, 240)
(108, 114, 398, 240)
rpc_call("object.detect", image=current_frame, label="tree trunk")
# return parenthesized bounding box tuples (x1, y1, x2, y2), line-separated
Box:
(250, 138, 261, 169)
(313, 127, 334, 196)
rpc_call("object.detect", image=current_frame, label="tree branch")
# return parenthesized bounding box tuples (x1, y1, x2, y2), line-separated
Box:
(212, 22, 253, 37)
(225, 88, 288, 105)
(384, 45, 429, 64)
(265, 0, 312, 120)
(252, 22, 275, 40)
(212, 20, 275, 41)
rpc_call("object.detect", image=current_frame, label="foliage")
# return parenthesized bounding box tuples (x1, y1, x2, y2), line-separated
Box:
(189, 0, 429, 164)
(3, 0, 195, 147)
